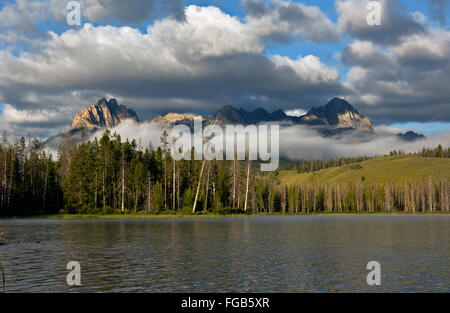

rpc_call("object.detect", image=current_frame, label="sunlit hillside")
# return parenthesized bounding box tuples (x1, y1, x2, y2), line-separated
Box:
(277, 156, 450, 186)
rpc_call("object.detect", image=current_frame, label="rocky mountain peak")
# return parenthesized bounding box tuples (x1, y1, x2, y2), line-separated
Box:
(213, 105, 246, 124)
(152, 112, 201, 125)
(325, 97, 359, 114)
(270, 109, 288, 120)
(397, 130, 425, 142)
(301, 98, 374, 132)
(212, 105, 291, 125)
(70, 98, 139, 131)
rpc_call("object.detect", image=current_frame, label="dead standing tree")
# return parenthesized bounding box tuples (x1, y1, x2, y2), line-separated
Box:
(192, 138, 212, 214)
(160, 131, 169, 209)
(192, 159, 206, 214)
(244, 154, 251, 212)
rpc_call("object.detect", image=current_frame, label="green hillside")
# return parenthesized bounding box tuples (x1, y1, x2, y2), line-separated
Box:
(277, 156, 450, 186)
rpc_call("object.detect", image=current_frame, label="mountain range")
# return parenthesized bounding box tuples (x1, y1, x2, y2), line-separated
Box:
(44, 97, 425, 149)
(152, 97, 375, 134)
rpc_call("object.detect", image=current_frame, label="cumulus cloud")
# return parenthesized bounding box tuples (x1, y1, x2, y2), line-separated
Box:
(272, 55, 340, 84)
(82, 0, 185, 24)
(0, 0, 53, 44)
(0, 5, 343, 137)
(1, 104, 68, 126)
(341, 28, 450, 123)
(243, 0, 339, 43)
(0, 0, 185, 46)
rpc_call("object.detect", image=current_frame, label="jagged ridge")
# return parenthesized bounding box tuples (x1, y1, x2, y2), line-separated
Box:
(70, 98, 139, 131)
(45, 97, 384, 151)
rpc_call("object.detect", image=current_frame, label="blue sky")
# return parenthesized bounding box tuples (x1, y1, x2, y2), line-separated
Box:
(0, 0, 449, 138)
(391, 122, 450, 136)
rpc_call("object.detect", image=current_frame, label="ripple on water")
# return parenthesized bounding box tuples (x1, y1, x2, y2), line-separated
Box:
(0, 215, 448, 292)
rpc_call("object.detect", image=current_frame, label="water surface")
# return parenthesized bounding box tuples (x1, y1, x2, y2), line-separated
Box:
(0, 215, 448, 292)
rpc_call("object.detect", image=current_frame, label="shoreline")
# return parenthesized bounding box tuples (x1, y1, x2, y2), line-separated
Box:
(1, 211, 449, 220)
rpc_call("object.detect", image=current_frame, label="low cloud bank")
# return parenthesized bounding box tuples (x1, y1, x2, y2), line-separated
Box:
(88, 120, 450, 161)
(280, 125, 449, 160)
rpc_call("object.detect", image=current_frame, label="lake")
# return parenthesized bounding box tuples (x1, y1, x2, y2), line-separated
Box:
(0, 215, 448, 292)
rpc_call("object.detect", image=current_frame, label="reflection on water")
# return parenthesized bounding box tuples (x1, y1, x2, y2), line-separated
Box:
(0, 215, 448, 292)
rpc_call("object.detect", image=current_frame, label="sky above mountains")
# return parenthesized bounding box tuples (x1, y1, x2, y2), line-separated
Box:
(0, 0, 449, 139)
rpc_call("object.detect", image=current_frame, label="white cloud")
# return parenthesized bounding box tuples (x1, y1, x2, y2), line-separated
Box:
(273, 55, 340, 84)
(280, 125, 450, 160)
(244, 0, 339, 43)
(285, 109, 307, 117)
(83, 121, 450, 161)
(391, 28, 450, 63)
(2, 104, 66, 125)
(82, 0, 185, 24)
(410, 11, 428, 25)
(0, 5, 344, 138)
(0, 0, 186, 46)
(336, 0, 424, 44)
(342, 28, 450, 123)
(0, 6, 265, 89)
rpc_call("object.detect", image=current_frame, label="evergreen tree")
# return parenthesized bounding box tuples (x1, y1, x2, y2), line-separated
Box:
(152, 181, 164, 213)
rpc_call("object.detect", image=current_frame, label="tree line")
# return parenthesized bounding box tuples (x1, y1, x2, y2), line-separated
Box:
(253, 177, 449, 213)
(0, 131, 448, 215)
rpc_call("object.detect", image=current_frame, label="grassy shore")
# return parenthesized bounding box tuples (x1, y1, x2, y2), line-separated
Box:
(1, 211, 449, 219)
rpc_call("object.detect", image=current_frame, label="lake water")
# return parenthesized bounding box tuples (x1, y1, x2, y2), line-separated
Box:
(0, 215, 448, 293)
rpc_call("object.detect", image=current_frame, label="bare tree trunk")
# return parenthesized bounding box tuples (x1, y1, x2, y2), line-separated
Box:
(192, 159, 206, 214)
(177, 166, 180, 211)
(312, 186, 317, 213)
(232, 153, 236, 208)
(7, 149, 14, 210)
(2, 139, 6, 210)
(134, 190, 138, 213)
(147, 173, 152, 214)
(43, 158, 49, 209)
(102, 168, 106, 208)
(94, 170, 98, 208)
(28, 135, 33, 209)
(268, 187, 272, 213)
(121, 148, 125, 212)
(204, 161, 210, 212)
(244, 160, 250, 212)
(410, 184, 416, 213)
(281, 186, 286, 213)
(427, 178, 433, 212)
(306, 184, 309, 214)
(173, 157, 176, 211)
(164, 152, 167, 209)
(444, 180, 449, 211)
